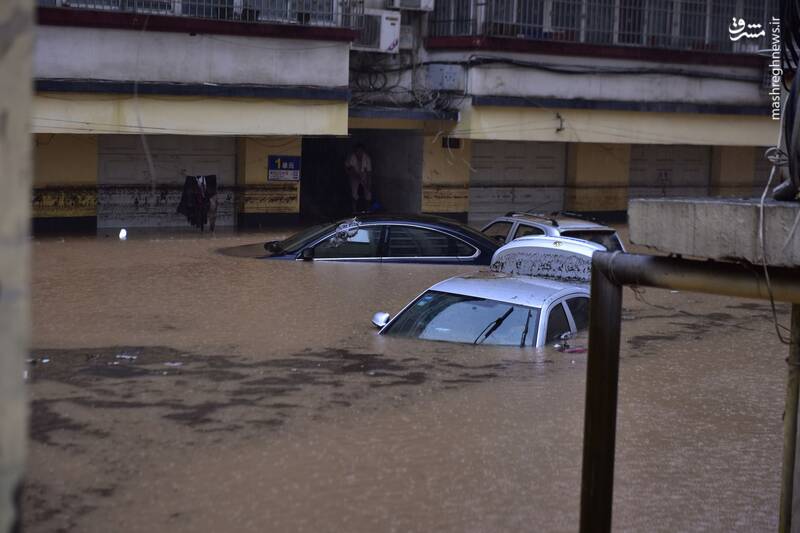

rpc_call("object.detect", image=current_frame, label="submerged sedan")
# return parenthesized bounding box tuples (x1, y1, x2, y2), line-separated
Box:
(373, 272, 589, 347)
(263, 214, 499, 265)
(371, 236, 600, 347)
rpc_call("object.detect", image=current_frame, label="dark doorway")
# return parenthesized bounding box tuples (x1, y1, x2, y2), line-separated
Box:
(300, 129, 423, 222)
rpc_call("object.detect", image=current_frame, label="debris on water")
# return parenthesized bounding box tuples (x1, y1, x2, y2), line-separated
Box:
(41, 358, 50, 364)
(164, 362, 183, 367)
(115, 353, 137, 361)
(23, 370, 29, 381)
(670, 290, 679, 294)
(119, 228, 128, 240)
(565, 347, 587, 354)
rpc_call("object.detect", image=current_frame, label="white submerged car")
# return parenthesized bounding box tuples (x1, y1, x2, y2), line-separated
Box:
(372, 237, 602, 348)
(481, 211, 625, 252)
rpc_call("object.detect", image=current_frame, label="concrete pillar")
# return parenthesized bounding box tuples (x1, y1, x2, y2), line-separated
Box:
(0, 0, 33, 530)
(711, 145, 757, 197)
(565, 143, 631, 214)
(421, 136, 471, 222)
(236, 136, 301, 228)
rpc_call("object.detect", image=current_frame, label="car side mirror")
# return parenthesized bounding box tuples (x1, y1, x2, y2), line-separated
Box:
(372, 312, 390, 328)
(300, 248, 314, 261)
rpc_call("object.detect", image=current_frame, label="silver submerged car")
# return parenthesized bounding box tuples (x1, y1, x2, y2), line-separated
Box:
(372, 237, 600, 348)
(480, 211, 625, 251)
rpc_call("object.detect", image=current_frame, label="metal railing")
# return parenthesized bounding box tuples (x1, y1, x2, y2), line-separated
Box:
(41, 0, 364, 29)
(431, 0, 778, 53)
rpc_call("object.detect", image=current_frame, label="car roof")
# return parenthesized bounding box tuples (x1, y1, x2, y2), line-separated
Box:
(492, 212, 615, 231)
(429, 271, 588, 308)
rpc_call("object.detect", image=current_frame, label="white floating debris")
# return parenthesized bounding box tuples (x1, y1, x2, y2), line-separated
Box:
(41, 358, 50, 364)
(119, 228, 127, 240)
(164, 362, 183, 367)
(115, 353, 137, 361)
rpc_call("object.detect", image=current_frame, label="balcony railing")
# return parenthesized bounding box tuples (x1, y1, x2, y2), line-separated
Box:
(430, 0, 778, 54)
(41, 0, 364, 29)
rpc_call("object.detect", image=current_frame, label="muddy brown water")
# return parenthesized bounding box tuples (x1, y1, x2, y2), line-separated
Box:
(25, 229, 789, 532)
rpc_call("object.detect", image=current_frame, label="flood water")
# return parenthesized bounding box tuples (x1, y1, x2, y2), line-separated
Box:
(25, 229, 790, 532)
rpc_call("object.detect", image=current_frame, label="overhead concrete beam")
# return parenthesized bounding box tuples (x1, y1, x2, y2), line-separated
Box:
(629, 197, 800, 268)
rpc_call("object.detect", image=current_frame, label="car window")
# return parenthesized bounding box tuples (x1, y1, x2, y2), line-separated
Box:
(385, 226, 474, 258)
(545, 302, 571, 343)
(312, 226, 383, 259)
(384, 290, 541, 346)
(483, 221, 513, 243)
(514, 224, 545, 239)
(560, 230, 622, 252)
(566, 296, 590, 331)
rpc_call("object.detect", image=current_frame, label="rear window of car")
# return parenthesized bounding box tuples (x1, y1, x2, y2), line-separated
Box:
(560, 230, 623, 252)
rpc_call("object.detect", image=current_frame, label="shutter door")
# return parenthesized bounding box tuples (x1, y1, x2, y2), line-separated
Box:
(98, 135, 236, 228)
(469, 141, 566, 227)
(629, 145, 711, 199)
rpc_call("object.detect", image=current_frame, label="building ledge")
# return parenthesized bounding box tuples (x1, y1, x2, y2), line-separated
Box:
(471, 95, 770, 116)
(424, 36, 765, 68)
(38, 7, 358, 42)
(36, 79, 350, 101)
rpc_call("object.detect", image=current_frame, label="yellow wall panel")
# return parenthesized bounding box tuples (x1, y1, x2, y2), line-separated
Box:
(456, 105, 778, 147)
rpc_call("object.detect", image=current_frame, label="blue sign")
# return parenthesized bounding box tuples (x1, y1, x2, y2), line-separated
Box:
(267, 155, 301, 181)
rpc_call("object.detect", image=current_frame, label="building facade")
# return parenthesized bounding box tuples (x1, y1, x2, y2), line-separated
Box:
(33, 0, 780, 230)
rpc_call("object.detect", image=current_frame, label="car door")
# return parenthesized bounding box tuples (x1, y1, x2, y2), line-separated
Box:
(563, 295, 590, 333)
(382, 224, 478, 264)
(540, 299, 574, 347)
(305, 224, 385, 262)
(482, 220, 515, 245)
(511, 222, 546, 241)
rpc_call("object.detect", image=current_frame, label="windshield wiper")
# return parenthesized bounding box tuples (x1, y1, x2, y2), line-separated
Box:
(474, 307, 514, 345)
(520, 308, 532, 347)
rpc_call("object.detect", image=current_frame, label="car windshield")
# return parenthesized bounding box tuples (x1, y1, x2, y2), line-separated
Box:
(383, 290, 541, 347)
(277, 222, 337, 253)
(560, 230, 623, 252)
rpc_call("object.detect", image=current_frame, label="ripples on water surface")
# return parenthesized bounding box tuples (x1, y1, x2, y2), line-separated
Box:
(25, 231, 789, 532)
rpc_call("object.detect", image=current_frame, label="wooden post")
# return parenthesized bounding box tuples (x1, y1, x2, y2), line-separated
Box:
(0, 0, 33, 531)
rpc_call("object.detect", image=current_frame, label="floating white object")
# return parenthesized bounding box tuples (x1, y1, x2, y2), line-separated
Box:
(490, 236, 605, 283)
(119, 228, 127, 240)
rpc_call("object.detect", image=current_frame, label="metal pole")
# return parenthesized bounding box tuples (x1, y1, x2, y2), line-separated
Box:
(580, 252, 800, 533)
(579, 255, 623, 533)
(781, 305, 800, 533)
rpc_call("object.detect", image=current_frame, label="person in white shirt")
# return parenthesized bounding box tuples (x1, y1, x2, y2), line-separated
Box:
(344, 144, 372, 213)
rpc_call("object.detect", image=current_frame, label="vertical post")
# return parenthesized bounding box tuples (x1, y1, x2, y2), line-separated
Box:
(0, 0, 33, 531)
(781, 305, 800, 533)
(580, 254, 623, 533)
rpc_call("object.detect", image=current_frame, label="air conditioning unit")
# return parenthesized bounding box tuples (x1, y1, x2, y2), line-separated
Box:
(353, 9, 401, 54)
(386, 0, 434, 11)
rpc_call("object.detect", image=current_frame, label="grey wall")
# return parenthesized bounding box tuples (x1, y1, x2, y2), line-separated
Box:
(35, 26, 350, 87)
(629, 145, 712, 198)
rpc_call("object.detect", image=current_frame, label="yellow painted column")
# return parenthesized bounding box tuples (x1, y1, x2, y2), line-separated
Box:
(33, 134, 98, 220)
(421, 136, 471, 220)
(236, 136, 301, 227)
(565, 143, 631, 213)
(710, 146, 757, 197)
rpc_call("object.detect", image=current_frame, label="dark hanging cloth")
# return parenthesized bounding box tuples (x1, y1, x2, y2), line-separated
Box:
(177, 175, 217, 230)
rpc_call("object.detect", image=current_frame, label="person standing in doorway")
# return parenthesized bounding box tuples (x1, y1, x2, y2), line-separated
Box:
(345, 143, 372, 213)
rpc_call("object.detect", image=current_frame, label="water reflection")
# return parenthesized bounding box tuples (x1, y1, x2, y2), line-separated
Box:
(25, 231, 788, 532)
